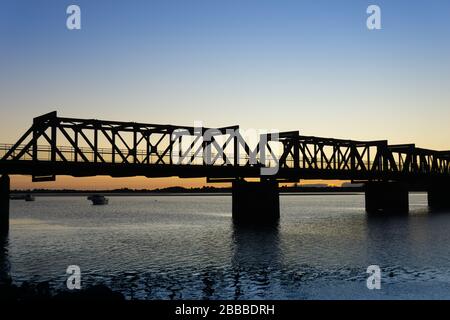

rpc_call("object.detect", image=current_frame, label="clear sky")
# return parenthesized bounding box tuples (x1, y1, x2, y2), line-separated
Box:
(1, 0, 449, 189)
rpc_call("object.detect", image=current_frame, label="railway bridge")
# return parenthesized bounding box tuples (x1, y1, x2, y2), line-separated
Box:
(1, 112, 449, 231)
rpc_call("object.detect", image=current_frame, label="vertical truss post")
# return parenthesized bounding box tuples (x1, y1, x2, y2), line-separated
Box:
(169, 130, 173, 165)
(50, 118, 57, 162)
(350, 143, 356, 171)
(112, 130, 116, 164)
(202, 127, 207, 166)
(32, 119, 39, 162)
(74, 129, 79, 162)
(94, 125, 98, 163)
(234, 129, 239, 167)
(133, 127, 137, 164)
(146, 132, 150, 165)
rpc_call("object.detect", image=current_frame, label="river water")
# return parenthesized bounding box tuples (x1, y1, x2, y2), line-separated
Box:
(1, 193, 450, 299)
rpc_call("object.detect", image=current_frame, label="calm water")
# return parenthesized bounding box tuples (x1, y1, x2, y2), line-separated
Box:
(2, 193, 450, 299)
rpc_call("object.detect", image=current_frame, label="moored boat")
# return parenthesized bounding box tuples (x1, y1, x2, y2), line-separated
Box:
(24, 194, 35, 201)
(87, 194, 109, 205)
(10, 194, 35, 201)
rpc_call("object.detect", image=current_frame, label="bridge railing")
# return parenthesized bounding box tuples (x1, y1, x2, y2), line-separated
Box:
(0, 143, 258, 167)
(2, 142, 449, 176)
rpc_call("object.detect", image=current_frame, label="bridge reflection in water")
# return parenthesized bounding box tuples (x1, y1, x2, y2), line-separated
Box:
(0, 235, 10, 286)
(231, 222, 281, 299)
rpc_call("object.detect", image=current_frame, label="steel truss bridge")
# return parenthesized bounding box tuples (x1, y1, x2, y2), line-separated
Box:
(0, 111, 449, 229)
(0, 112, 448, 185)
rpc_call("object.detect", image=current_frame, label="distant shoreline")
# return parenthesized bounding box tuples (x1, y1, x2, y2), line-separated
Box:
(9, 186, 427, 197)
(10, 191, 366, 197)
(10, 186, 364, 196)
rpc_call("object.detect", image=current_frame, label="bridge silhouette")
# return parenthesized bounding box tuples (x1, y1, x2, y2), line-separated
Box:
(1, 111, 449, 232)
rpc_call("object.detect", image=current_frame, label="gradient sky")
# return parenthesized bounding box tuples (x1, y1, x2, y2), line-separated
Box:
(1, 0, 449, 189)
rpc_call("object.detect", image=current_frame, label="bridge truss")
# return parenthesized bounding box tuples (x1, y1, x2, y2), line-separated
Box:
(0, 112, 449, 185)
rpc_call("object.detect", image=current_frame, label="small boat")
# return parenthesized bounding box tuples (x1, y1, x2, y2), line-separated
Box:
(10, 194, 35, 201)
(24, 194, 35, 201)
(10, 194, 25, 200)
(87, 194, 109, 205)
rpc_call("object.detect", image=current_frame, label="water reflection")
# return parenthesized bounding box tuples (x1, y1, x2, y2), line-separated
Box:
(6, 194, 450, 299)
(231, 221, 281, 299)
(363, 205, 450, 281)
(365, 213, 413, 265)
(0, 235, 11, 286)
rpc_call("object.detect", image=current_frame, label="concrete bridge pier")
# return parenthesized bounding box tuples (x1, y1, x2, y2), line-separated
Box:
(0, 175, 10, 235)
(365, 181, 409, 214)
(428, 183, 450, 210)
(232, 180, 279, 224)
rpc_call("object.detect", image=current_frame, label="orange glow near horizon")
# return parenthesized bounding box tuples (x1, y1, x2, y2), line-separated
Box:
(9, 175, 345, 191)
